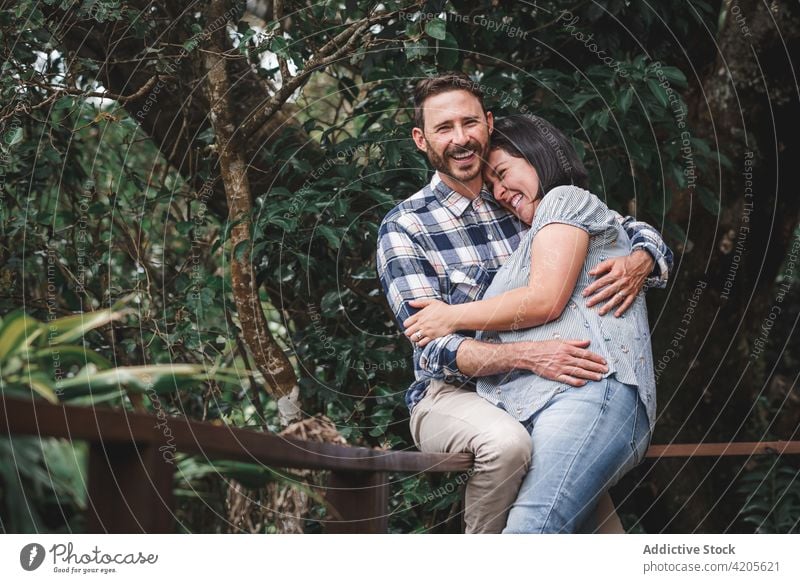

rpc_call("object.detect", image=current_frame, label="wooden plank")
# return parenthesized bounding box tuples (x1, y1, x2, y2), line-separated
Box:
(645, 440, 800, 458)
(0, 397, 473, 473)
(324, 471, 389, 534)
(86, 441, 175, 533)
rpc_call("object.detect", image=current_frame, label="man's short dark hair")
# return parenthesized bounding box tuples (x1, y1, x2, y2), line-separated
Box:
(413, 72, 486, 129)
(490, 115, 588, 198)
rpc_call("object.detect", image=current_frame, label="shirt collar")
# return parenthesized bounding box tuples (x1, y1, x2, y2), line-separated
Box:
(430, 172, 497, 217)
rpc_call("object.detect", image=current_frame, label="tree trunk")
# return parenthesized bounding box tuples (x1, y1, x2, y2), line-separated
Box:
(202, 0, 300, 423)
(639, 0, 800, 533)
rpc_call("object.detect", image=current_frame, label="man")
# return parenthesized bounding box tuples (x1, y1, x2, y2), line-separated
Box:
(376, 73, 672, 533)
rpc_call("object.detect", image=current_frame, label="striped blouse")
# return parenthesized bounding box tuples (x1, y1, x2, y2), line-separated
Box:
(475, 186, 657, 431)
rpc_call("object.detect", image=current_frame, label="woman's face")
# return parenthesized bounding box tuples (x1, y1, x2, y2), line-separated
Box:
(484, 148, 541, 225)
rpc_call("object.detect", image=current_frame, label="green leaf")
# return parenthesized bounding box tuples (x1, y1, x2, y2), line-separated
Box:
(55, 364, 212, 398)
(659, 66, 688, 87)
(271, 36, 290, 59)
(0, 311, 42, 360)
(27, 374, 59, 404)
(32, 344, 114, 370)
(646, 78, 669, 108)
(596, 109, 609, 131)
(2, 126, 23, 150)
(182, 38, 199, 52)
(403, 40, 428, 61)
(618, 87, 633, 113)
(234, 239, 251, 262)
(436, 32, 459, 69)
(46, 304, 131, 345)
(572, 93, 597, 110)
(425, 18, 447, 41)
(316, 225, 341, 249)
(176, 221, 194, 236)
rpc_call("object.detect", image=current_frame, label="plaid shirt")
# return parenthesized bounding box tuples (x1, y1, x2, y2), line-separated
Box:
(376, 172, 673, 411)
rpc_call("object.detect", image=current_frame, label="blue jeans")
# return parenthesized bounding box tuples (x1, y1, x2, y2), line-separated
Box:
(503, 377, 651, 533)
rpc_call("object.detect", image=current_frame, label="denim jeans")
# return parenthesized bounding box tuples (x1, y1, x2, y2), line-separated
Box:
(503, 376, 651, 533)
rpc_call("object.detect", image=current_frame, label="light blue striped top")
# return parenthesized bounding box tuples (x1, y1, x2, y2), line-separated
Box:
(475, 186, 657, 430)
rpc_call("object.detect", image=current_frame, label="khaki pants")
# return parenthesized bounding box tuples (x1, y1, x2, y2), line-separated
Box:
(409, 380, 625, 534)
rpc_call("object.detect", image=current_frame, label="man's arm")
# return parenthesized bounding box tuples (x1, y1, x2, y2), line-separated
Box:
(456, 338, 608, 387)
(584, 214, 674, 316)
(377, 215, 608, 384)
(376, 215, 472, 386)
(620, 214, 674, 287)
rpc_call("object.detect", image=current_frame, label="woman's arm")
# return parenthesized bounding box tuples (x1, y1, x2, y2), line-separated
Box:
(404, 223, 589, 346)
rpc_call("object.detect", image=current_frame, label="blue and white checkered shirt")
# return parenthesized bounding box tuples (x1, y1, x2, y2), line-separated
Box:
(376, 172, 673, 411)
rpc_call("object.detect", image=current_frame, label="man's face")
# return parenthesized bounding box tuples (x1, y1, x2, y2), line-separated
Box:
(412, 90, 493, 188)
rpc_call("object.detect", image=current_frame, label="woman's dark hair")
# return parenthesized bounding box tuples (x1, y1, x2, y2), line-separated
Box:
(490, 115, 588, 198)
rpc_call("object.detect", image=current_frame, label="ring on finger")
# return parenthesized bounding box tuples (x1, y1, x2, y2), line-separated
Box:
(414, 330, 424, 341)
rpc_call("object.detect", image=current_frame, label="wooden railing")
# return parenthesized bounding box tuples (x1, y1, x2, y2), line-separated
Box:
(1, 396, 798, 533)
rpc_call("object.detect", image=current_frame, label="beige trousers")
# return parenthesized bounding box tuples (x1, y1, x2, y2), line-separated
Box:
(409, 380, 624, 534)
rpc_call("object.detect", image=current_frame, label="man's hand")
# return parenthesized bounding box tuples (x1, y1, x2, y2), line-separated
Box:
(583, 249, 654, 317)
(517, 339, 608, 387)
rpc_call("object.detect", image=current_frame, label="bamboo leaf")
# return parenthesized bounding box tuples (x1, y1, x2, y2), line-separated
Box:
(0, 311, 42, 360)
(47, 305, 131, 345)
(55, 364, 209, 398)
(28, 374, 59, 404)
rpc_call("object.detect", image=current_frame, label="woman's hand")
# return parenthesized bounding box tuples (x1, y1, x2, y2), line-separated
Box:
(582, 249, 654, 317)
(403, 298, 459, 348)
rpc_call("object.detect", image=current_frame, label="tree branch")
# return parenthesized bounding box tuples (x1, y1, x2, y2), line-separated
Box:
(240, 7, 406, 139)
(23, 75, 161, 103)
(202, 0, 300, 421)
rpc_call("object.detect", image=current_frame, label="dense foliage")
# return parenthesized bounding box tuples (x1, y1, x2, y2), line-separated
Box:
(1, 0, 797, 533)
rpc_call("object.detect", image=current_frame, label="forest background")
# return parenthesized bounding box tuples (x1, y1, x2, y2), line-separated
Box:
(0, 0, 798, 533)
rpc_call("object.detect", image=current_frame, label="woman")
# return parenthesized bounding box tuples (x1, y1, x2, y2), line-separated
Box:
(402, 116, 655, 533)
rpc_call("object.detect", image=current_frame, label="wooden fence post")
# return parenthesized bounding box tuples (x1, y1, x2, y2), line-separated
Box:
(86, 441, 175, 533)
(325, 471, 389, 533)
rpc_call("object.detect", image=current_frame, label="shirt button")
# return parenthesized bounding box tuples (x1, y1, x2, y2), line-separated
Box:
(487, 234, 493, 240)
(496, 388, 502, 395)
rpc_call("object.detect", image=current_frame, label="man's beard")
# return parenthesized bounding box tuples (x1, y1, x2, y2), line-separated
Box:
(425, 138, 486, 184)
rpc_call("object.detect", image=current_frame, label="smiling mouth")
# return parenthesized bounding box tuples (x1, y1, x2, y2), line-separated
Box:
(449, 149, 477, 162)
(510, 193, 524, 209)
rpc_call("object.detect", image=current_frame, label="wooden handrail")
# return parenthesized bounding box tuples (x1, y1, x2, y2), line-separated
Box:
(2, 396, 798, 533)
(645, 440, 800, 458)
(0, 396, 470, 534)
(0, 396, 472, 473)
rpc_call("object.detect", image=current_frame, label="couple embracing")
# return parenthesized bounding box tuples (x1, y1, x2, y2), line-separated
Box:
(376, 73, 671, 533)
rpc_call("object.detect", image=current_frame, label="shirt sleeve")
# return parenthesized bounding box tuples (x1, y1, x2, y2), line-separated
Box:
(376, 215, 471, 385)
(529, 186, 616, 237)
(615, 214, 674, 289)
(530, 186, 673, 289)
